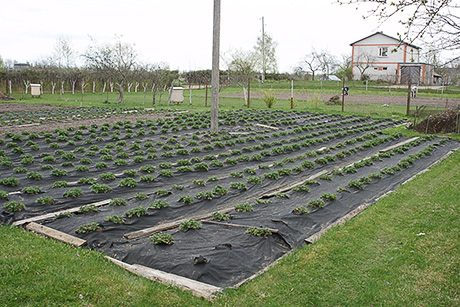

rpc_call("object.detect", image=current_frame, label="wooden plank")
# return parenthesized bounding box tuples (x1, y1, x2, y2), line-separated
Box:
(304, 203, 372, 244)
(255, 123, 279, 130)
(13, 199, 112, 226)
(26, 222, 86, 247)
(124, 207, 234, 240)
(202, 220, 279, 233)
(263, 170, 329, 197)
(105, 256, 222, 300)
(379, 137, 420, 153)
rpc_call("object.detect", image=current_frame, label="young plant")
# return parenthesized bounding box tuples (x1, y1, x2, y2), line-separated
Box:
(293, 185, 310, 192)
(234, 202, 253, 212)
(178, 195, 194, 205)
(0, 190, 9, 200)
(91, 183, 113, 194)
(22, 186, 42, 195)
(195, 191, 214, 200)
(76, 222, 101, 234)
(4, 201, 26, 212)
(150, 232, 174, 245)
(347, 180, 364, 190)
(212, 212, 230, 221)
(104, 215, 126, 224)
(119, 178, 138, 188)
(179, 219, 201, 230)
(292, 205, 310, 215)
(133, 193, 148, 200)
(321, 192, 338, 201)
(124, 206, 147, 218)
(52, 181, 68, 188)
(78, 204, 99, 214)
(158, 169, 174, 177)
(110, 198, 127, 206)
(308, 199, 325, 208)
(230, 182, 248, 191)
(149, 200, 170, 209)
(245, 227, 272, 237)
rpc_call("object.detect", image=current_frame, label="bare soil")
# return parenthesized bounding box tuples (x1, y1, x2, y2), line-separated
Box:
(220, 92, 460, 108)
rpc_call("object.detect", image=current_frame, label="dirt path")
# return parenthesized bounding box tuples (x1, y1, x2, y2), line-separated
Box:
(220, 92, 460, 108)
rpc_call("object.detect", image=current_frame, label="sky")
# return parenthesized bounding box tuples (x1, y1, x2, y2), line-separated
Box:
(1, 0, 408, 72)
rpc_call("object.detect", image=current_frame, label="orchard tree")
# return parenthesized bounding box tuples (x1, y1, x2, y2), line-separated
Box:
(254, 32, 278, 82)
(302, 49, 323, 81)
(51, 36, 76, 69)
(83, 37, 138, 104)
(318, 50, 337, 80)
(339, 0, 460, 51)
(353, 51, 376, 81)
(225, 49, 259, 106)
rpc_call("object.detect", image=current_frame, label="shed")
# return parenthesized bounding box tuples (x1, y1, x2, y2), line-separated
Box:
(31, 84, 41, 98)
(170, 87, 184, 104)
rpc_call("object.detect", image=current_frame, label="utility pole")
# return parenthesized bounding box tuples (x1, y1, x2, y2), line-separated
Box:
(261, 16, 265, 83)
(210, 0, 220, 132)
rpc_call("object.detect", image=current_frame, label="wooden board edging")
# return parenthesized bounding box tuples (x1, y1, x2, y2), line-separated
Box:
(25, 222, 86, 247)
(123, 208, 234, 240)
(105, 256, 222, 300)
(13, 199, 112, 226)
(379, 137, 420, 153)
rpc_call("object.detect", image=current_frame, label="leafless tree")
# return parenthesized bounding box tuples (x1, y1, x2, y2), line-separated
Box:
(353, 51, 377, 81)
(51, 36, 76, 69)
(83, 37, 138, 104)
(318, 50, 337, 80)
(302, 49, 323, 81)
(339, 0, 460, 50)
(254, 32, 278, 82)
(225, 49, 259, 106)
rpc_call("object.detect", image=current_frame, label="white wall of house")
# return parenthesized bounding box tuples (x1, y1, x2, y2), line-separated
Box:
(351, 32, 420, 82)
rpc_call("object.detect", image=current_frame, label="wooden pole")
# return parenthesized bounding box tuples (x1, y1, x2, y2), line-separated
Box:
(406, 80, 411, 116)
(210, 0, 220, 132)
(205, 79, 208, 107)
(290, 78, 294, 109)
(341, 79, 345, 112)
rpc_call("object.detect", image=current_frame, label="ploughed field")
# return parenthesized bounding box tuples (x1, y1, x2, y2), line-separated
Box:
(1, 108, 458, 289)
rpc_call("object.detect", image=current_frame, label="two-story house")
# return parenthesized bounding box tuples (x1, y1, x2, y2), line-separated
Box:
(350, 32, 436, 85)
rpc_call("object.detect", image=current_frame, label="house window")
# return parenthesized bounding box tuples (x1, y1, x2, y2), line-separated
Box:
(383, 67, 388, 70)
(378, 47, 388, 57)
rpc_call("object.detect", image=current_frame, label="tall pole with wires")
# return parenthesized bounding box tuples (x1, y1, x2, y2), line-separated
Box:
(261, 16, 265, 83)
(211, 0, 220, 132)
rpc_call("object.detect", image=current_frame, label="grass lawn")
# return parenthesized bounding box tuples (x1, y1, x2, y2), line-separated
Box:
(0, 90, 459, 306)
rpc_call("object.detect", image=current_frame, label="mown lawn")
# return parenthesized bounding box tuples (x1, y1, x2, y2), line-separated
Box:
(1, 128, 459, 306)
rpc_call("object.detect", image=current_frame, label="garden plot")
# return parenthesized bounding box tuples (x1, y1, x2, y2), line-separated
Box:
(1, 109, 458, 297)
(0, 106, 158, 128)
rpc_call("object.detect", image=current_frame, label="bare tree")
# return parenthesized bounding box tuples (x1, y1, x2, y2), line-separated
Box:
(318, 50, 337, 80)
(339, 0, 460, 50)
(225, 49, 259, 106)
(353, 51, 377, 81)
(51, 36, 76, 69)
(302, 49, 323, 81)
(254, 32, 278, 82)
(83, 37, 138, 104)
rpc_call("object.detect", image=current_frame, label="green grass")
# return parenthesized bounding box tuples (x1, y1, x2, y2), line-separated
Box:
(0, 90, 422, 121)
(1, 144, 459, 306)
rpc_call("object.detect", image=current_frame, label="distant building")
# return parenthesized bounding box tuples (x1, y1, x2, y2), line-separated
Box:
(350, 32, 436, 85)
(13, 63, 31, 71)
